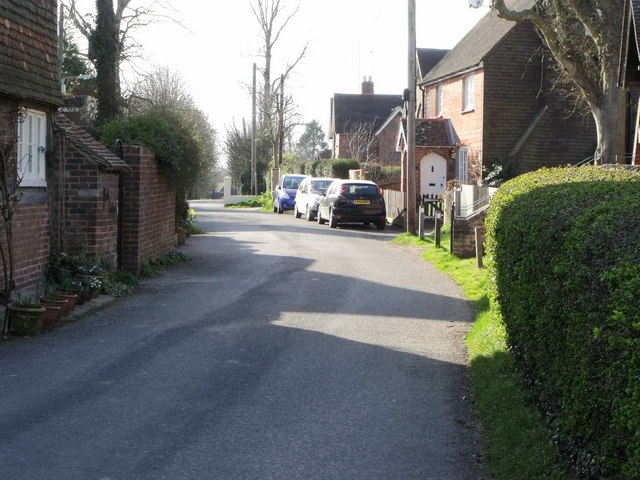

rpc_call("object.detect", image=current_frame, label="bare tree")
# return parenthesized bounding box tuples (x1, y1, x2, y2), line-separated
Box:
(492, 0, 626, 163)
(0, 108, 25, 332)
(343, 120, 379, 166)
(250, 0, 307, 128)
(129, 67, 220, 198)
(250, 0, 307, 188)
(129, 66, 194, 113)
(64, 0, 179, 77)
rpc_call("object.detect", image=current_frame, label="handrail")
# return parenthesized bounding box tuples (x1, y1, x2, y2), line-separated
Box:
(457, 194, 493, 219)
(573, 154, 634, 167)
(573, 156, 595, 167)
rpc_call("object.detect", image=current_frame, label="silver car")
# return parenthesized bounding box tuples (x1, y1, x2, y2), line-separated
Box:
(294, 177, 337, 221)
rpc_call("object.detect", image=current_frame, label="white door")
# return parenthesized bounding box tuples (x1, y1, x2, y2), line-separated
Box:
(420, 153, 447, 199)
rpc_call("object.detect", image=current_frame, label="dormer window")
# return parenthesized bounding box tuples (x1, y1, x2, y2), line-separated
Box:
(463, 75, 475, 112)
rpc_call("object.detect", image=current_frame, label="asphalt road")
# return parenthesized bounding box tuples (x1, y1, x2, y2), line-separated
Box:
(0, 200, 482, 480)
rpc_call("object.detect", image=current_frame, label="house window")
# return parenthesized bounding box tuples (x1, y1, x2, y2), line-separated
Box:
(463, 75, 474, 112)
(17, 109, 47, 187)
(436, 85, 443, 116)
(457, 147, 469, 184)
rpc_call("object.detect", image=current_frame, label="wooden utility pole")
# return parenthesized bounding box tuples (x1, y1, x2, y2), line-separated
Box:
(406, 0, 417, 234)
(251, 63, 257, 195)
(278, 74, 285, 168)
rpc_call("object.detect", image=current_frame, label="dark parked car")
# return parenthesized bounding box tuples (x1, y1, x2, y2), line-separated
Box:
(273, 173, 308, 214)
(317, 179, 386, 230)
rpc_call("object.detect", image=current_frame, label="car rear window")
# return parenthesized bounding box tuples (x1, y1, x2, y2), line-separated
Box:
(310, 180, 333, 193)
(340, 184, 379, 196)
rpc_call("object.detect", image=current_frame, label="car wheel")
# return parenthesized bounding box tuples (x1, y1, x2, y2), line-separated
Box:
(306, 207, 314, 221)
(294, 204, 302, 218)
(329, 209, 338, 228)
(317, 208, 326, 225)
(376, 220, 386, 231)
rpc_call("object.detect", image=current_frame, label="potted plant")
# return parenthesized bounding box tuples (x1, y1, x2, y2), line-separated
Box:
(39, 302, 61, 330)
(7, 294, 45, 336)
(39, 283, 69, 318)
(58, 278, 82, 306)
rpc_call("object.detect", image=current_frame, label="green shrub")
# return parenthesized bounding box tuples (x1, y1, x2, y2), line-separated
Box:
(485, 166, 640, 478)
(329, 158, 361, 179)
(100, 111, 203, 194)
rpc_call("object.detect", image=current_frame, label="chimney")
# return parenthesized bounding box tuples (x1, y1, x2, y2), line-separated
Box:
(362, 76, 374, 94)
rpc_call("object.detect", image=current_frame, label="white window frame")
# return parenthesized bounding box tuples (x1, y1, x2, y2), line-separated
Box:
(17, 109, 47, 187)
(457, 147, 469, 184)
(462, 75, 475, 112)
(435, 85, 443, 117)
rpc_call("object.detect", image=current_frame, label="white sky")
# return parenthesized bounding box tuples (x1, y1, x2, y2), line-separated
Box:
(71, 1, 489, 158)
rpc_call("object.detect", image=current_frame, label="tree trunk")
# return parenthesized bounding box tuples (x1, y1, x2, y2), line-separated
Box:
(93, 0, 120, 125)
(591, 85, 627, 164)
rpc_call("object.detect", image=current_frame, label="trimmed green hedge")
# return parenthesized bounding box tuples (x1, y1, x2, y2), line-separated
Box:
(485, 166, 640, 478)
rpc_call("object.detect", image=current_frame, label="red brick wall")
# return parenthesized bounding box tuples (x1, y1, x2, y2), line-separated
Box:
(424, 72, 485, 161)
(10, 203, 50, 294)
(452, 208, 487, 258)
(49, 136, 118, 268)
(482, 22, 595, 174)
(121, 145, 176, 274)
(49, 144, 120, 268)
(377, 115, 402, 166)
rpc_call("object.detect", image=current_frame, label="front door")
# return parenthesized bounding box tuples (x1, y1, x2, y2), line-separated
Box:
(420, 153, 447, 199)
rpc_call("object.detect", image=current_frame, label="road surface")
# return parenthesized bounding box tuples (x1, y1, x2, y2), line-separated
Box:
(0, 200, 482, 479)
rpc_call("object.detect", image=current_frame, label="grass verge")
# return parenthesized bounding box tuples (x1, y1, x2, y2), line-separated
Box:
(225, 192, 273, 211)
(393, 230, 570, 479)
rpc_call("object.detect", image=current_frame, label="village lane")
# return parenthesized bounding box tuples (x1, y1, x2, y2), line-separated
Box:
(0, 199, 482, 479)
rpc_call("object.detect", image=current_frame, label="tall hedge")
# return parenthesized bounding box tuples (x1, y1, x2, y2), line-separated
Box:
(485, 166, 640, 479)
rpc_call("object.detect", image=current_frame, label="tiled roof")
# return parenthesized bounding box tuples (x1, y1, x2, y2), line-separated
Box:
(55, 114, 129, 171)
(332, 93, 403, 135)
(421, 0, 535, 85)
(0, 0, 62, 107)
(416, 118, 452, 146)
(416, 48, 450, 78)
(401, 118, 454, 147)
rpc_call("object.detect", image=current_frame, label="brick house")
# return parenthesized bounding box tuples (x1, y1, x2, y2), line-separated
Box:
(0, 0, 61, 295)
(0, 0, 180, 300)
(620, 0, 640, 165)
(329, 78, 403, 164)
(417, 0, 596, 185)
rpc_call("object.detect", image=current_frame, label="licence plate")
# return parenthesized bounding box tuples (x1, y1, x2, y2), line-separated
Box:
(354, 199, 370, 205)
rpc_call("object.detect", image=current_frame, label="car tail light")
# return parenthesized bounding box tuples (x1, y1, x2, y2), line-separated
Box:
(335, 195, 347, 207)
(376, 185, 383, 195)
(339, 185, 347, 195)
